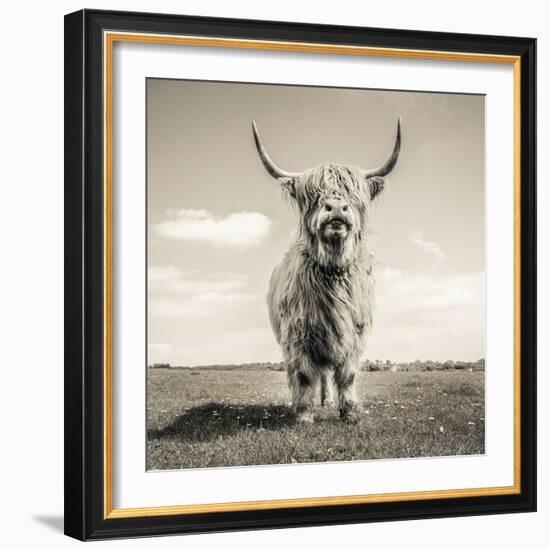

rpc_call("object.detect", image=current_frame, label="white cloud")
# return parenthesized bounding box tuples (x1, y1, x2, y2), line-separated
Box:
(408, 231, 445, 264)
(148, 265, 246, 295)
(159, 327, 281, 367)
(377, 267, 480, 313)
(148, 262, 484, 365)
(154, 209, 272, 247)
(367, 267, 485, 362)
(148, 266, 257, 319)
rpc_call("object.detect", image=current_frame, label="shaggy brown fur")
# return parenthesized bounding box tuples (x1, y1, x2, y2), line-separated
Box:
(253, 121, 401, 423)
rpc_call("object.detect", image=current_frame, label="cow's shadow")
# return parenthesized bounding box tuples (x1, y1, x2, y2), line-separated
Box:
(148, 403, 296, 444)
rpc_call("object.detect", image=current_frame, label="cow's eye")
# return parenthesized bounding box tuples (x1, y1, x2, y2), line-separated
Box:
(325, 204, 332, 212)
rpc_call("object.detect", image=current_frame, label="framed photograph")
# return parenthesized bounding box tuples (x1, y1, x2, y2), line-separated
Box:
(64, 9, 536, 540)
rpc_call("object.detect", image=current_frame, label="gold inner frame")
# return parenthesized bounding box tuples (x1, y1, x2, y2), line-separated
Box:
(103, 31, 522, 520)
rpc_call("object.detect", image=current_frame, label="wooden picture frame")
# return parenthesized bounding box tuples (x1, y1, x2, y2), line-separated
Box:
(64, 9, 536, 540)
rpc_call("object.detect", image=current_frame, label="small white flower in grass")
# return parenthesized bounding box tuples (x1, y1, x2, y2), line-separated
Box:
(439, 426, 445, 433)
(392, 417, 397, 420)
(468, 421, 476, 426)
(428, 416, 435, 421)
(400, 405, 405, 409)
(377, 401, 384, 405)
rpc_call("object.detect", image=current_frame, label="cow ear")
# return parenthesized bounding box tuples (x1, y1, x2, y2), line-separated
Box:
(282, 177, 297, 199)
(367, 176, 385, 199)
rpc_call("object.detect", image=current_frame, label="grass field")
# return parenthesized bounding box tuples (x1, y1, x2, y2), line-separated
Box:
(147, 368, 485, 470)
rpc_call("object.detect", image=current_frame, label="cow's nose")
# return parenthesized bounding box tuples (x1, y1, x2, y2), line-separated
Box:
(324, 199, 349, 217)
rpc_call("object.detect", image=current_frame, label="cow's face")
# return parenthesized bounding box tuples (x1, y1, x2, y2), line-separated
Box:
(316, 191, 357, 244)
(252, 120, 401, 268)
(290, 165, 380, 267)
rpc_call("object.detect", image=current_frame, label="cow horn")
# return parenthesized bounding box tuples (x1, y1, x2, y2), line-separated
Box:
(362, 118, 402, 178)
(252, 120, 303, 180)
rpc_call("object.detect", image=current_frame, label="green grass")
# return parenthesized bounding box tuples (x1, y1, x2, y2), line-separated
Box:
(147, 369, 485, 470)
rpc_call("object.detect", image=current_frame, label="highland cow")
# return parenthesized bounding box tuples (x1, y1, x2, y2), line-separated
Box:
(252, 119, 401, 423)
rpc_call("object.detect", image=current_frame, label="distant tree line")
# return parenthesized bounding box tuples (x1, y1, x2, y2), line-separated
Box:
(149, 361, 285, 371)
(361, 358, 485, 372)
(149, 359, 485, 372)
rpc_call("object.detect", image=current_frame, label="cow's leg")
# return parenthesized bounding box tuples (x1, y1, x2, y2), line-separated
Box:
(334, 362, 361, 423)
(287, 358, 317, 423)
(320, 369, 334, 407)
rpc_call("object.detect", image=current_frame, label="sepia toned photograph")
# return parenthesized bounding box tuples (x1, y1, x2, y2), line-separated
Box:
(146, 78, 485, 471)
(64, 12, 536, 539)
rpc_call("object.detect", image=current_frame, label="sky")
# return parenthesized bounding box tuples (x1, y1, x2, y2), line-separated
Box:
(147, 78, 485, 366)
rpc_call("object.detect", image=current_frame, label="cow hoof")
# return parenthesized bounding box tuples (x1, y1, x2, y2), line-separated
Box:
(296, 411, 314, 424)
(339, 407, 361, 424)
